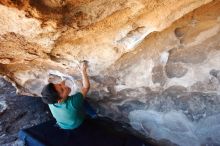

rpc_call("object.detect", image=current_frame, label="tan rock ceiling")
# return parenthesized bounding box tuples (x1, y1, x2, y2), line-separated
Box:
(0, 0, 215, 95)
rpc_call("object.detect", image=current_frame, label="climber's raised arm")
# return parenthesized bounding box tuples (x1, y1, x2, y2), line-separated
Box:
(80, 61, 90, 98)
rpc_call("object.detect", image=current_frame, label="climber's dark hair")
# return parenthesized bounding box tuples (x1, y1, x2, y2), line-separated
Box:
(41, 83, 60, 104)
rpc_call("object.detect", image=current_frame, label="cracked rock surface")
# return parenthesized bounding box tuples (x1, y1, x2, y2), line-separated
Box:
(0, 0, 220, 145)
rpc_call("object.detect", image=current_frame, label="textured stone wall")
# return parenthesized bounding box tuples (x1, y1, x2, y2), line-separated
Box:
(0, 78, 51, 145)
(0, 0, 220, 145)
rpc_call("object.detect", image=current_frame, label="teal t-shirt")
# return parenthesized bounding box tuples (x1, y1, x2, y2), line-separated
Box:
(48, 92, 85, 129)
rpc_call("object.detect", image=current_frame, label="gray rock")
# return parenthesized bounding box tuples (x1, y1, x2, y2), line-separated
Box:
(117, 100, 146, 114)
(152, 65, 166, 85)
(89, 91, 100, 98)
(196, 114, 220, 145)
(0, 100, 7, 115)
(117, 87, 151, 98)
(190, 78, 219, 92)
(91, 75, 116, 85)
(168, 46, 207, 64)
(129, 110, 200, 146)
(210, 69, 220, 77)
(165, 63, 188, 78)
(2, 139, 24, 146)
(210, 69, 220, 83)
(163, 85, 187, 98)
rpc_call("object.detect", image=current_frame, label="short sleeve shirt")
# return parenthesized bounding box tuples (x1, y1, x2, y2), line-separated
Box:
(48, 92, 85, 129)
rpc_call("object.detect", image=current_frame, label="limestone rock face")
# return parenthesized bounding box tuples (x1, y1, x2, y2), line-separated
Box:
(0, 0, 220, 145)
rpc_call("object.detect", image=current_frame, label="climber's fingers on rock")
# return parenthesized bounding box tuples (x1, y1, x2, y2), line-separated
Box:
(80, 60, 88, 71)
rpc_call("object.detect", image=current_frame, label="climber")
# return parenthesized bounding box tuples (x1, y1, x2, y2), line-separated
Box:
(41, 60, 90, 130)
(22, 61, 149, 146)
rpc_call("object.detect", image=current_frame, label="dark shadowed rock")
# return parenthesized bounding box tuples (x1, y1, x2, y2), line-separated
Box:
(174, 27, 185, 38)
(210, 69, 220, 83)
(210, 69, 220, 77)
(0, 78, 52, 145)
(89, 91, 100, 98)
(158, 138, 179, 146)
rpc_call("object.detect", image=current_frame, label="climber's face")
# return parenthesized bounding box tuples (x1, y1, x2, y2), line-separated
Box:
(54, 80, 71, 102)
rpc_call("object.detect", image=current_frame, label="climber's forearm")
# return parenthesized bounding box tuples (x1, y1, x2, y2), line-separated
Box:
(81, 70, 90, 89)
(80, 69, 90, 98)
(80, 61, 90, 97)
